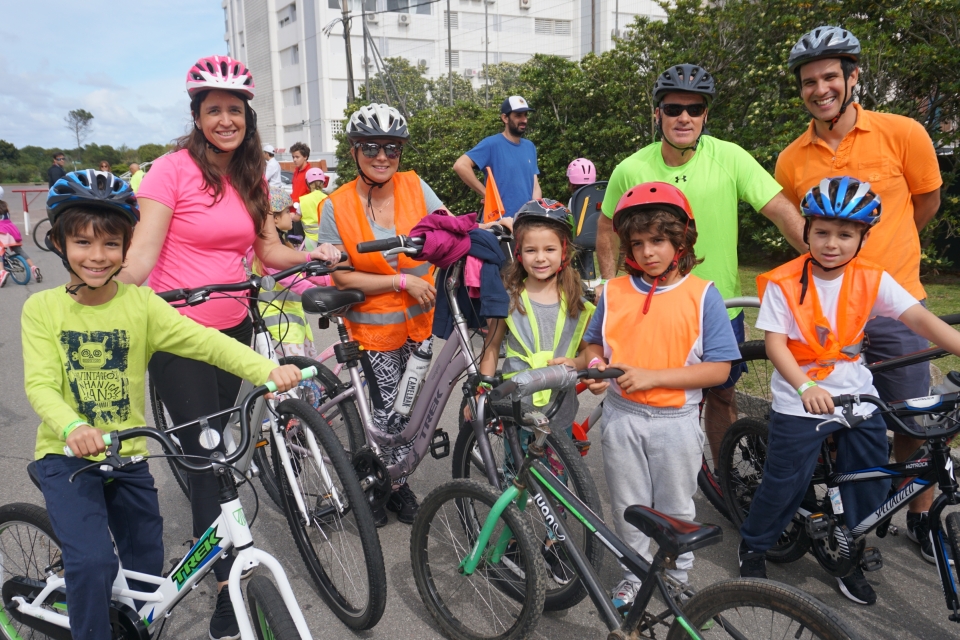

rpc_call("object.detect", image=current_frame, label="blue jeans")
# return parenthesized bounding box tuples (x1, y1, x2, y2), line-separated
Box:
(740, 410, 890, 553)
(35, 455, 164, 640)
(864, 303, 931, 423)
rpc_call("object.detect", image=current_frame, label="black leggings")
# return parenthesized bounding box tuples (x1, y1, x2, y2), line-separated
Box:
(148, 316, 252, 582)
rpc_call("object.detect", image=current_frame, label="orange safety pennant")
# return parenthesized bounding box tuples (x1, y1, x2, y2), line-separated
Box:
(483, 168, 506, 223)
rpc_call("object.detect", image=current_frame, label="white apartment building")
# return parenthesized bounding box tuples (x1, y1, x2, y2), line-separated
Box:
(222, 0, 666, 167)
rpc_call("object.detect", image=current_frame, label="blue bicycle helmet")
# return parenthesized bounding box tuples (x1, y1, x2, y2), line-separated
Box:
(801, 176, 880, 235)
(47, 170, 140, 226)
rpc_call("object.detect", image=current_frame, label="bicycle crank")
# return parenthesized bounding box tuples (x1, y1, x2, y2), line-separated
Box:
(353, 447, 392, 508)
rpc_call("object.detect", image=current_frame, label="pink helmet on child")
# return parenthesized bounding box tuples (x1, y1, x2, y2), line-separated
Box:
(186, 55, 256, 99)
(305, 168, 329, 188)
(567, 158, 597, 185)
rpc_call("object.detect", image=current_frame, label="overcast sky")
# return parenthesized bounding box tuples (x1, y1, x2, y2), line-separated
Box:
(0, 2, 227, 151)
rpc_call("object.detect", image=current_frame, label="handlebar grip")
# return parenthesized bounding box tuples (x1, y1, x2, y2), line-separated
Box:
(63, 433, 113, 458)
(940, 313, 960, 327)
(488, 380, 518, 402)
(264, 366, 318, 394)
(357, 237, 405, 254)
(158, 288, 188, 302)
(489, 365, 579, 402)
(586, 367, 624, 380)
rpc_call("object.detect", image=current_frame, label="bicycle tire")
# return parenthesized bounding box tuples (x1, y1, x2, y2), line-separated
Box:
(410, 479, 546, 640)
(32, 219, 52, 252)
(700, 340, 773, 523)
(148, 380, 191, 497)
(246, 575, 303, 640)
(718, 417, 810, 563)
(5, 255, 30, 285)
(273, 398, 386, 631)
(946, 512, 960, 587)
(666, 578, 859, 640)
(0, 503, 63, 640)
(453, 398, 603, 611)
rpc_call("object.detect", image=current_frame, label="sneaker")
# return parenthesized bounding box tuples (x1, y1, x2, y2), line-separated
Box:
(836, 568, 877, 605)
(738, 540, 767, 579)
(906, 511, 954, 565)
(209, 587, 241, 640)
(386, 484, 419, 524)
(31, 266, 42, 283)
(542, 543, 573, 585)
(611, 578, 641, 611)
(371, 504, 388, 528)
(0, 270, 7, 288)
(500, 540, 525, 579)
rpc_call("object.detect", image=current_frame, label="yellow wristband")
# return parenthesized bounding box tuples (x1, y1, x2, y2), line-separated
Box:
(62, 419, 89, 441)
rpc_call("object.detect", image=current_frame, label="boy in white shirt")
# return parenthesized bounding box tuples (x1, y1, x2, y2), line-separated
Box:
(737, 176, 960, 606)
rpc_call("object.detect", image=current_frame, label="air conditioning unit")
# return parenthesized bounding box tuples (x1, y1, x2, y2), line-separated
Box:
(363, 56, 374, 67)
(519, 0, 530, 9)
(398, 13, 411, 25)
(463, 68, 478, 78)
(418, 58, 430, 68)
(365, 12, 379, 23)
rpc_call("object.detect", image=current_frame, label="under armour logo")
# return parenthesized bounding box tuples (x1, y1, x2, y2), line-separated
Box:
(674, 175, 687, 183)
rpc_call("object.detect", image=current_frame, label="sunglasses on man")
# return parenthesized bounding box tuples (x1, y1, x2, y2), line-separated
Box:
(660, 103, 707, 118)
(354, 142, 403, 159)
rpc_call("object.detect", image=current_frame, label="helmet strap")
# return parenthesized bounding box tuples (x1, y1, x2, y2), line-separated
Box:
(798, 232, 866, 304)
(48, 228, 124, 296)
(354, 146, 403, 211)
(656, 117, 700, 157)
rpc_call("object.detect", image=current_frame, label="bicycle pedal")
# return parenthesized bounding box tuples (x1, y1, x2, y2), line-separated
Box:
(430, 428, 450, 459)
(805, 513, 831, 540)
(573, 439, 591, 455)
(861, 546, 883, 572)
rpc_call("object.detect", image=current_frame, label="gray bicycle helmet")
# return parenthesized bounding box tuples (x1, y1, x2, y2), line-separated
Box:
(652, 64, 716, 104)
(787, 26, 860, 73)
(346, 103, 410, 141)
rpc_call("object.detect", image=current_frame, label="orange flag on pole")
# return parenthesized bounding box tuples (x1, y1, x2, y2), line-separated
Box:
(483, 167, 506, 223)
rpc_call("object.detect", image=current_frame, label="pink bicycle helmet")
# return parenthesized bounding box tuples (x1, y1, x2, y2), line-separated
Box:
(305, 167, 329, 187)
(567, 158, 597, 185)
(186, 55, 256, 99)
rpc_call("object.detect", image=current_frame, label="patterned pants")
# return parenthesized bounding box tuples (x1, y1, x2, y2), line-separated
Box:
(367, 339, 421, 485)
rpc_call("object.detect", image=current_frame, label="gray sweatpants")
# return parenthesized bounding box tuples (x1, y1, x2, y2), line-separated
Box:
(600, 392, 703, 584)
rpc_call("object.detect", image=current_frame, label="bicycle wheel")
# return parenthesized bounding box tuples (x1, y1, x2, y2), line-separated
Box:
(666, 578, 858, 640)
(148, 380, 191, 497)
(700, 340, 773, 521)
(719, 417, 810, 563)
(246, 575, 303, 640)
(453, 398, 603, 611)
(5, 255, 30, 285)
(0, 503, 64, 640)
(32, 219, 51, 252)
(410, 479, 546, 640)
(273, 398, 386, 630)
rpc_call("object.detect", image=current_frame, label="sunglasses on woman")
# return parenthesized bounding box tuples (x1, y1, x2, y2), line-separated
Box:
(660, 103, 707, 118)
(355, 142, 403, 159)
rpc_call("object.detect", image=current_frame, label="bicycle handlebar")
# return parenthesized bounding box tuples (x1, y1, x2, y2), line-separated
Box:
(488, 365, 625, 402)
(357, 235, 424, 254)
(65, 367, 319, 474)
(830, 392, 960, 440)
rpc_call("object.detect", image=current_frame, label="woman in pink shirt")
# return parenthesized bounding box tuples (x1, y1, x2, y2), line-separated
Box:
(119, 55, 338, 640)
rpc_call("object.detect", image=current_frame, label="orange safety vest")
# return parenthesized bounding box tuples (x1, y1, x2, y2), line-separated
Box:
(331, 172, 436, 351)
(757, 254, 883, 381)
(602, 275, 711, 408)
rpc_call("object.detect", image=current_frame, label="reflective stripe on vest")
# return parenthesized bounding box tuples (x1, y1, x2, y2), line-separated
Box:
(252, 257, 313, 346)
(602, 275, 710, 408)
(757, 254, 883, 381)
(503, 290, 594, 406)
(330, 172, 435, 351)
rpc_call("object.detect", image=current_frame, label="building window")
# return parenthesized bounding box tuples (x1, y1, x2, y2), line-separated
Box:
(443, 11, 458, 28)
(223, 7, 229, 31)
(283, 45, 300, 67)
(387, 0, 408, 12)
(534, 18, 571, 36)
(278, 3, 297, 27)
(329, 0, 340, 8)
(445, 50, 459, 67)
(331, 121, 344, 135)
(283, 86, 303, 107)
(284, 124, 304, 133)
(239, 31, 245, 50)
(416, 1, 430, 14)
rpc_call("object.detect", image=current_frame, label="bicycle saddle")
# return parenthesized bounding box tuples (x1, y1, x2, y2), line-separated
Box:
(301, 286, 365, 316)
(623, 505, 722, 558)
(26, 461, 41, 491)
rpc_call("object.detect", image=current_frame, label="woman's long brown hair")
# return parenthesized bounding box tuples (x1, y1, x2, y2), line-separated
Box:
(177, 90, 269, 237)
(502, 220, 585, 319)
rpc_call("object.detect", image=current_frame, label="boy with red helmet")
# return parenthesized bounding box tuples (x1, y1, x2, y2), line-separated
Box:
(582, 182, 740, 609)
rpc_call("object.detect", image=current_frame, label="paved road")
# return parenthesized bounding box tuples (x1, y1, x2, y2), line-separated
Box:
(1, 202, 958, 638)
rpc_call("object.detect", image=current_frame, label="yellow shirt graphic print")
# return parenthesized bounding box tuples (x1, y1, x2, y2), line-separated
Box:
(61, 330, 130, 424)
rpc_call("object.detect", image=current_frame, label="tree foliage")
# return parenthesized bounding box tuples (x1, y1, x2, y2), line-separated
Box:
(64, 109, 95, 151)
(335, 0, 960, 268)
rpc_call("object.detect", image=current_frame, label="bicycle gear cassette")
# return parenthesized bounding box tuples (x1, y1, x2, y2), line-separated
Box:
(353, 447, 392, 508)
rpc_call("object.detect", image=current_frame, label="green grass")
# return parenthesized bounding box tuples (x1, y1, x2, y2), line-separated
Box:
(738, 263, 960, 383)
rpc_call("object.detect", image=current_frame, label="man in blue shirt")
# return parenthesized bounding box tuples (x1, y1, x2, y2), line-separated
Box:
(454, 95, 542, 219)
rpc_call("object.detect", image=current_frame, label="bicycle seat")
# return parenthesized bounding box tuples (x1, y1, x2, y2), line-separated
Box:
(301, 286, 365, 316)
(623, 505, 722, 558)
(569, 182, 607, 250)
(26, 461, 41, 491)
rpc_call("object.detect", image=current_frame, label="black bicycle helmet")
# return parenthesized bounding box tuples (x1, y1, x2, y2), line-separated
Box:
(47, 170, 140, 227)
(788, 26, 860, 73)
(346, 103, 410, 141)
(652, 64, 716, 104)
(513, 199, 574, 237)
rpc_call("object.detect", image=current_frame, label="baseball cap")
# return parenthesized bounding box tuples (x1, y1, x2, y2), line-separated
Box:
(500, 95, 534, 115)
(263, 144, 276, 155)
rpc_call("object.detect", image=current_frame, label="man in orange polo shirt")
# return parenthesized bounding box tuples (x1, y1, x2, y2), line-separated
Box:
(775, 26, 943, 564)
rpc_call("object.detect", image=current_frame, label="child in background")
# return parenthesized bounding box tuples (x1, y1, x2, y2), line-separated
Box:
(0, 198, 43, 286)
(737, 177, 960, 605)
(566, 158, 596, 200)
(298, 167, 330, 249)
(23, 171, 302, 640)
(583, 182, 739, 609)
(247, 188, 333, 359)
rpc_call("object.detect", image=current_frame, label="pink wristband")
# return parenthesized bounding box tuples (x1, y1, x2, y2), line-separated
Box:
(400, 274, 407, 290)
(588, 357, 603, 369)
(302, 251, 311, 263)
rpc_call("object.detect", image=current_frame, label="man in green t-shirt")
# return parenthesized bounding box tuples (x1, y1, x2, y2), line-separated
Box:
(597, 64, 806, 462)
